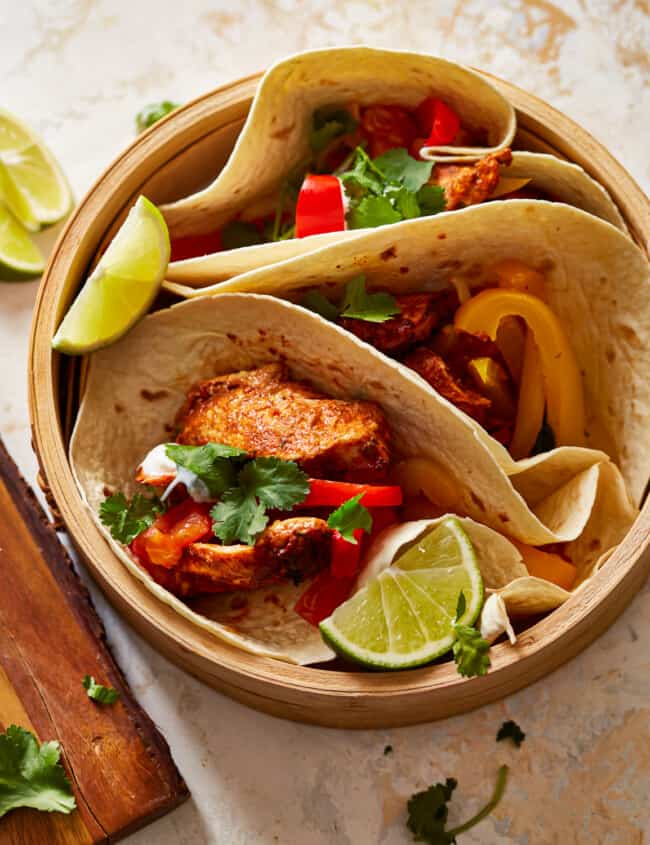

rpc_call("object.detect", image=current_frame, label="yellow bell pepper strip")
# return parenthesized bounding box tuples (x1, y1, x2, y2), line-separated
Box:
(494, 260, 547, 457)
(393, 457, 464, 513)
(511, 540, 577, 591)
(466, 357, 516, 418)
(454, 288, 585, 447)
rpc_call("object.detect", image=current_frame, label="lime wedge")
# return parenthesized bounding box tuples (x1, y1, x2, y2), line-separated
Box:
(0, 201, 45, 280)
(319, 518, 483, 669)
(52, 196, 170, 354)
(0, 108, 72, 230)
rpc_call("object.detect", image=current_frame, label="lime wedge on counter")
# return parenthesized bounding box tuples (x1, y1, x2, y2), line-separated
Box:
(52, 196, 170, 354)
(0, 109, 72, 229)
(0, 201, 45, 280)
(319, 518, 483, 669)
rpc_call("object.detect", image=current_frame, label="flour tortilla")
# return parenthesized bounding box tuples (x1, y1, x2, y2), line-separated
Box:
(70, 293, 637, 663)
(161, 46, 516, 238)
(165, 202, 650, 505)
(164, 152, 626, 286)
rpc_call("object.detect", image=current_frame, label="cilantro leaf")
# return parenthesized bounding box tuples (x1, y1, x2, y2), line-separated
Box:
(165, 442, 247, 498)
(339, 147, 386, 195)
(99, 492, 165, 544)
(340, 275, 401, 323)
(393, 186, 422, 220)
(347, 194, 402, 229)
(455, 591, 467, 621)
(496, 720, 526, 748)
(373, 147, 434, 192)
(407, 766, 509, 844)
(211, 458, 309, 545)
(299, 291, 340, 321)
(211, 487, 269, 546)
(135, 100, 179, 133)
(327, 493, 372, 543)
(417, 184, 446, 216)
(221, 220, 265, 250)
(310, 107, 358, 153)
(452, 624, 491, 678)
(82, 676, 120, 705)
(0, 725, 76, 819)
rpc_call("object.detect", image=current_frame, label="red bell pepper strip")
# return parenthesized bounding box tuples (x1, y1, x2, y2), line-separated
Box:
(330, 529, 364, 578)
(294, 569, 356, 626)
(131, 499, 212, 568)
(295, 174, 346, 238)
(416, 97, 461, 146)
(302, 479, 403, 508)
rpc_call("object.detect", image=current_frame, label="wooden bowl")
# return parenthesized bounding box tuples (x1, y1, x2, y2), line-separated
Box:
(29, 71, 650, 728)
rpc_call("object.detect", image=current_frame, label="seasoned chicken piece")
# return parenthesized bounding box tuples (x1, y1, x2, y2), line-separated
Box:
(340, 291, 458, 355)
(433, 149, 513, 210)
(139, 517, 332, 597)
(175, 364, 391, 477)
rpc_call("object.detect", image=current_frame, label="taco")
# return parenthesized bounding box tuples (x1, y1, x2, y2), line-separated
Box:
(70, 293, 638, 666)
(159, 47, 623, 285)
(166, 201, 650, 507)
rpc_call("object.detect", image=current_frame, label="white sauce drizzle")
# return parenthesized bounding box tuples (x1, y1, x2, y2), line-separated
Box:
(138, 443, 213, 504)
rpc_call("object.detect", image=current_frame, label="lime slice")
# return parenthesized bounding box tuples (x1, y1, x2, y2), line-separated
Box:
(319, 518, 483, 669)
(0, 201, 45, 280)
(52, 196, 170, 354)
(0, 109, 72, 230)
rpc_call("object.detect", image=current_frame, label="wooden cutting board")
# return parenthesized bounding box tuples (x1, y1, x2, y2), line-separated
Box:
(0, 438, 189, 843)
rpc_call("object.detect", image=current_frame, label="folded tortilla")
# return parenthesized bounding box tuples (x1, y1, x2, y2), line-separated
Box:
(161, 46, 516, 238)
(164, 151, 626, 286)
(70, 293, 638, 664)
(165, 201, 650, 506)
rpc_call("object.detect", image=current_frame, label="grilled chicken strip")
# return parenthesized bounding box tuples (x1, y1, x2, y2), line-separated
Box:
(174, 364, 391, 478)
(433, 148, 513, 210)
(140, 517, 333, 597)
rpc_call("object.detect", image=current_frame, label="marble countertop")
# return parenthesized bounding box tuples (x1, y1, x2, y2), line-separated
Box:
(2, 2, 648, 842)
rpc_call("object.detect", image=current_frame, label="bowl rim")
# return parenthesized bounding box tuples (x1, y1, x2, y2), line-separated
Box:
(28, 69, 650, 727)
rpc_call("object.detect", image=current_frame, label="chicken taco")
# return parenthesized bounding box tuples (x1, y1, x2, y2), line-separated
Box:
(70, 293, 638, 667)
(167, 201, 650, 507)
(159, 47, 623, 285)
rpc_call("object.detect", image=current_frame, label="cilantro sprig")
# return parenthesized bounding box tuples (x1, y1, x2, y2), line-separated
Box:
(339, 146, 445, 229)
(496, 720, 526, 748)
(135, 100, 179, 133)
(82, 676, 121, 706)
(452, 592, 491, 678)
(310, 106, 358, 154)
(211, 457, 310, 545)
(0, 726, 76, 819)
(165, 442, 247, 498)
(327, 493, 372, 543)
(99, 492, 165, 544)
(300, 274, 400, 324)
(407, 765, 509, 844)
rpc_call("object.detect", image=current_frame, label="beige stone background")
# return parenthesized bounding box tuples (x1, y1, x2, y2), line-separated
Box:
(1, 1, 649, 842)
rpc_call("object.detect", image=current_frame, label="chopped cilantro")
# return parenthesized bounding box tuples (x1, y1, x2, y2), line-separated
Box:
(455, 591, 467, 620)
(373, 147, 434, 192)
(417, 184, 447, 216)
(211, 457, 310, 545)
(99, 492, 165, 544)
(347, 194, 402, 229)
(310, 107, 358, 153)
(452, 591, 490, 678)
(340, 275, 401, 323)
(82, 676, 120, 705)
(0, 725, 76, 819)
(496, 720, 526, 748)
(327, 493, 373, 543)
(406, 765, 508, 844)
(221, 220, 265, 250)
(135, 100, 179, 133)
(165, 442, 247, 498)
(299, 290, 340, 321)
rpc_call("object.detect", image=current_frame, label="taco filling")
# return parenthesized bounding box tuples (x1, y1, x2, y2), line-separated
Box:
(169, 100, 530, 261)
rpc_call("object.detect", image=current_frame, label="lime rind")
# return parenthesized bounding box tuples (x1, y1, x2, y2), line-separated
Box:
(52, 196, 170, 354)
(319, 517, 483, 669)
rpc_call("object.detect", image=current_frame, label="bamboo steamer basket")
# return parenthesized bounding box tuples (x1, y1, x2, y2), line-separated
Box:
(29, 71, 650, 728)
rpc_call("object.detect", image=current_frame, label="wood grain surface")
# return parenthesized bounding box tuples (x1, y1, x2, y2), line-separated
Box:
(28, 72, 650, 729)
(0, 438, 188, 843)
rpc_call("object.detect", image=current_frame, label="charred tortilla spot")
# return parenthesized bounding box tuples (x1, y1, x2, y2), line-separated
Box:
(140, 389, 169, 401)
(114, 403, 124, 413)
(470, 491, 485, 511)
(380, 246, 397, 260)
(437, 233, 447, 239)
(399, 266, 410, 274)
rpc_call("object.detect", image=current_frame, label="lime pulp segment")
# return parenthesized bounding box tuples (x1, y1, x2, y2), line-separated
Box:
(0, 201, 44, 280)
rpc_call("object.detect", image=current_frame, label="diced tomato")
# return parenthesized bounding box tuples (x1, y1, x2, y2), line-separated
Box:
(302, 479, 403, 508)
(170, 231, 223, 261)
(360, 105, 418, 158)
(416, 97, 461, 146)
(295, 174, 346, 238)
(294, 570, 356, 626)
(130, 499, 212, 569)
(330, 529, 363, 578)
